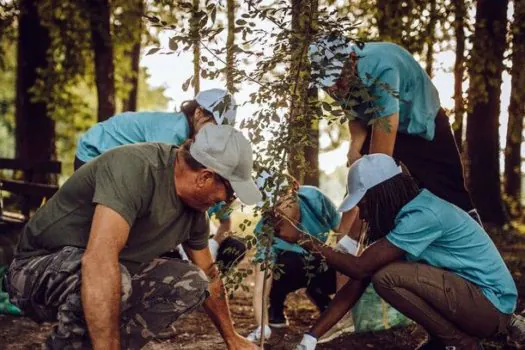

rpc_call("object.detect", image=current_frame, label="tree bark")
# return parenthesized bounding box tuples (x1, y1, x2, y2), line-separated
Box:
(465, 0, 509, 226)
(452, 0, 466, 151)
(191, 0, 201, 94)
(15, 0, 56, 182)
(376, 0, 404, 44)
(425, 0, 437, 78)
(288, 0, 319, 186)
(123, 0, 144, 112)
(226, 0, 235, 94)
(87, 0, 115, 121)
(504, 0, 525, 217)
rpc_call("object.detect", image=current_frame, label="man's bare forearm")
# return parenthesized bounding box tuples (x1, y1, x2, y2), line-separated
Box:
(81, 255, 121, 350)
(202, 268, 237, 344)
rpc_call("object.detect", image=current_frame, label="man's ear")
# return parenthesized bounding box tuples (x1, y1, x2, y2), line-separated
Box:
(195, 169, 216, 188)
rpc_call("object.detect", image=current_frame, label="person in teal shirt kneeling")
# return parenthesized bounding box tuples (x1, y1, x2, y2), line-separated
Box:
(278, 154, 523, 350)
(248, 174, 356, 343)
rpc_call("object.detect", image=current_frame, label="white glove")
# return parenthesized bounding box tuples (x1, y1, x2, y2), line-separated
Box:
(247, 325, 272, 342)
(296, 333, 317, 350)
(335, 236, 359, 256)
(209, 238, 220, 261)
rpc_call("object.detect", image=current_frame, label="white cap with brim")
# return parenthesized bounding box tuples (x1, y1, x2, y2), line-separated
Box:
(308, 35, 353, 88)
(190, 124, 262, 205)
(338, 154, 402, 212)
(195, 88, 237, 126)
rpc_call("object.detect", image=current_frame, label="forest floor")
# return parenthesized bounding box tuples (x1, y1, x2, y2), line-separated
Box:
(0, 230, 524, 350)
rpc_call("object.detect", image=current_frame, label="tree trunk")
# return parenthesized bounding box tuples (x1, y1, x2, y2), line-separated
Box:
(15, 0, 56, 182)
(87, 0, 115, 121)
(504, 0, 525, 217)
(226, 0, 235, 94)
(288, 0, 319, 186)
(376, 0, 404, 44)
(465, 0, 509, 226)
(191, 0, 201, 94)
(452, 0, 466, 151)
(123, 0, 144, 112)
(425, 0, 437, 78)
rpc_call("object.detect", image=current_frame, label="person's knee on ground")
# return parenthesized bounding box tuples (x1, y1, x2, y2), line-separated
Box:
(121, 258, 209, 348)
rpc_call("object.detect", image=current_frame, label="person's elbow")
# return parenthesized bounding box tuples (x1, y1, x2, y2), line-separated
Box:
(343, 260, 377, 280)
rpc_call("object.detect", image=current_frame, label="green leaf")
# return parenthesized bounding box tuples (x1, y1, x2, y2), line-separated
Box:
(236, 19, 247, 25)
(168, 37, 178, 51)
(146, 47, 161, 55)
(182, 76, 193, 92)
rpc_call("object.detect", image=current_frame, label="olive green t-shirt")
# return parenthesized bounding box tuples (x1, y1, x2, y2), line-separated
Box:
(16, 143, 209, 274)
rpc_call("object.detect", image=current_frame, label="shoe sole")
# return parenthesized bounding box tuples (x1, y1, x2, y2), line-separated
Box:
(318, 325, 355, 344)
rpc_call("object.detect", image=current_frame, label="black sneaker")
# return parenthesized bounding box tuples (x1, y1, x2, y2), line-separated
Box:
(268, 306, 289, 328)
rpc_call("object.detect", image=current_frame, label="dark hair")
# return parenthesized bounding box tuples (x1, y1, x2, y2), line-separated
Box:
(180, 100, 201, 119)
(180, 140, 206, 170)
(180, 100, 214, 137)
(360, 173, 420, 243)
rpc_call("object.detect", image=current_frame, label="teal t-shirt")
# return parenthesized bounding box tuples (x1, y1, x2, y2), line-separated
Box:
(255, 186, 341, 261)
(386, 189, 517, 314)
(76, 111, 190, 162)
(346, 42, 440, 141)
(207, 202, 232, 222)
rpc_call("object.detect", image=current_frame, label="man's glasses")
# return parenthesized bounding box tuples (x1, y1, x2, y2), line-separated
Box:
(215, 174, 237, 204)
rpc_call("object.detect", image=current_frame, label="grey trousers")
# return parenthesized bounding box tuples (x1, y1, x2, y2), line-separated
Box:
(5, 246, 209, 349)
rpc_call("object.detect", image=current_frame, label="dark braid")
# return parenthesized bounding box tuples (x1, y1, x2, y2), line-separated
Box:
(361, 173, 420, 243)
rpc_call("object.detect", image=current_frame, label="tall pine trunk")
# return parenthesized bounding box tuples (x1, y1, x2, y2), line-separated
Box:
(504, 0, 525, 217)
(87, 0, 116, 121)
(124, 0, 144, 112)
(288, 0, 319, 186)
(15, 0, 56, 182)
(453, 0, 466, 151)
(465, 0, 509, 226)
(226, 0, 235, 94)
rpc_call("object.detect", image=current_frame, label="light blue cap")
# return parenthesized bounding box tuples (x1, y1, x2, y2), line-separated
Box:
(338, 154, 402, 212)
(195, 88, 237, 126)
(308, 35, 353, 87)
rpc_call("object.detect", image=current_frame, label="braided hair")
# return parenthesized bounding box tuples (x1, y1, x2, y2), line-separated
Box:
(359, 173, 420, 243)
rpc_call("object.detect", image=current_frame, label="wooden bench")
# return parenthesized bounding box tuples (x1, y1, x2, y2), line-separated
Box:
(0, 158, 61, 221)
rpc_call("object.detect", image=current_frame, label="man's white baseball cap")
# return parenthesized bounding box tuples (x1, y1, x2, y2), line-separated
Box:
(190, 124, 262, 205)
(338, 154, 402, 212)
(308, 34, 353, 88)
(195, 88, 237, 126)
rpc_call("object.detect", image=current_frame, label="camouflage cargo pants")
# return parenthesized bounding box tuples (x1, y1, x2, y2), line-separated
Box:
(4, 246, 209, 349)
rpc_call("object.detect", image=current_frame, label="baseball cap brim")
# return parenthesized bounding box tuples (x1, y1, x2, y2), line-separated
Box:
(337, 187, 366, 212)
(230, 178, 263, 205)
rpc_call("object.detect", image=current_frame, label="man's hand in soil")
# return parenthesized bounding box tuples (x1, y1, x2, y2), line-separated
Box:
(186, 246, 259, 350)
(226, 332, 260, 349)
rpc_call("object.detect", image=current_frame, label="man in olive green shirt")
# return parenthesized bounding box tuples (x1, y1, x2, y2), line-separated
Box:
(4, 125, 262, 350)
